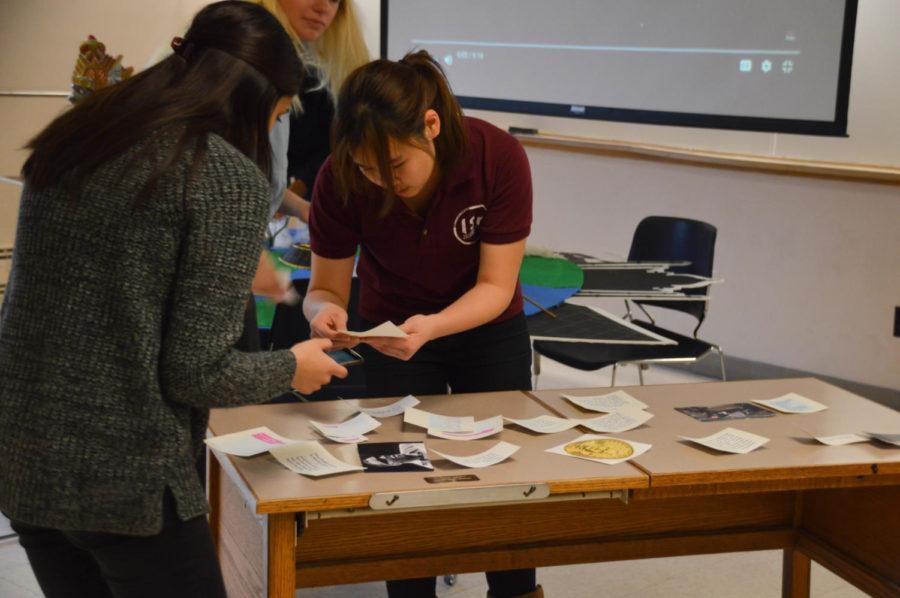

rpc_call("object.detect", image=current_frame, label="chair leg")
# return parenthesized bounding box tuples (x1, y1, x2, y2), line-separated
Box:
(610, 364, 618, 386)
(532, 350, 541, 389)
(716, 346, 727, 381)
(637, 363, 645, 386)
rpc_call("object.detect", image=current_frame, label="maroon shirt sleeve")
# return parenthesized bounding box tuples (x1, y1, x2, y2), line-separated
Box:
(478, 132, 532, 245)
(309, 157, 360, 259)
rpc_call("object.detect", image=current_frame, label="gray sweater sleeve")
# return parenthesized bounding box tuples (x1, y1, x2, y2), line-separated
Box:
(159, 137, 295, 407)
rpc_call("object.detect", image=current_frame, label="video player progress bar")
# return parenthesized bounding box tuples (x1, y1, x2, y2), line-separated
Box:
(410, 39, 801, 56)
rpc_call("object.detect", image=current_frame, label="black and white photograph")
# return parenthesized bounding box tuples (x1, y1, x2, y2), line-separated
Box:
(357, 442, 434, 472)
(676, 403, 776, 422)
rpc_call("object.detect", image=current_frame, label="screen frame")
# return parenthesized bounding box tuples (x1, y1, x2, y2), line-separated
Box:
(381, 0, 858, 137)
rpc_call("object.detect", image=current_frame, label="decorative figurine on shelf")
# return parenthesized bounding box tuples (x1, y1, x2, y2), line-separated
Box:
(68, 35, 133, 104)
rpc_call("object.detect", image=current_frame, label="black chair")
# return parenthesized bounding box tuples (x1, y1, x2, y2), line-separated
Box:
(532, 216, 726, 386)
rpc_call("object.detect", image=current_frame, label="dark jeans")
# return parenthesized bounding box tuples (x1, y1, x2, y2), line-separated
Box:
(361, 312, 533, 397)
(361, 313, 537, 598)
(8, 490, 226, 598)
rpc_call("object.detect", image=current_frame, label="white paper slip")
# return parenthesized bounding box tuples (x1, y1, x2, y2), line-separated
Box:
(270, 441, 364, 477)
(562, 390, 648, 413)
(752, 393, 828, 414)
(428, 416, 503, 440)
(204, 426, 297, 457)
(578, 409, 654, 433)
(546, 434, 652, 465)
(430, 441, 520, 468)
(404, 407, 475, 432)
(323, 434, 369, 444)
(310, 412, 381, 441)
(339, 321, 407, 338)
(865, 432, 900, 447)
(358, 395, 420, 418)
(505, 415, 581, 434)
(814, 433, 869, 446)
(681, 427, 770, 454)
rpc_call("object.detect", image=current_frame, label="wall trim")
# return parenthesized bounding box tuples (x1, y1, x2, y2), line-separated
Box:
(515, 132, 900, 184)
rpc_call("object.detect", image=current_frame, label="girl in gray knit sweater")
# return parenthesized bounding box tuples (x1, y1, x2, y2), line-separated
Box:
(0, 2, 346, 596)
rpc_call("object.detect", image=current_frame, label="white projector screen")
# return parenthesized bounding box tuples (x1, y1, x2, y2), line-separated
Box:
(382, 0, 858, 136)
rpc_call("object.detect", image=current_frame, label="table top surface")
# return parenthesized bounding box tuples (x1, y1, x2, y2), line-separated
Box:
(532, 377, 900, 486)
(209, 378, 900, 513)
(208, 391, 648, 513)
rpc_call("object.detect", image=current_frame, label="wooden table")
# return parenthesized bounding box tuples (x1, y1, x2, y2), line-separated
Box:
(207, 378, 900, 598)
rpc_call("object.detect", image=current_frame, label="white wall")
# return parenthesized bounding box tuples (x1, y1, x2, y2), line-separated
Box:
(523, 144, 900, 389)
(0, 0, 211, 248)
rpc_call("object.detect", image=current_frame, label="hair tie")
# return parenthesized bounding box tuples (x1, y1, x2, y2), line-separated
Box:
(171, 36, 198, 59)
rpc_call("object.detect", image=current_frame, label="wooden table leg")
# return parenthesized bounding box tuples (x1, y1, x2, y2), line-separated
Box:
(268, 513, 296, 598)
(207, 448, 222, 553)
(782, 547, 811, 598)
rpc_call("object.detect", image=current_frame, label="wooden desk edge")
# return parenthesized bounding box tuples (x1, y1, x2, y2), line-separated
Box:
(250, 474, 648, 515)
(207, 445, 262, 512)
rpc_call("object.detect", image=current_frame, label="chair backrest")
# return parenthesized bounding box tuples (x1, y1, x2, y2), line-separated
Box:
(627, 216, 717, 328)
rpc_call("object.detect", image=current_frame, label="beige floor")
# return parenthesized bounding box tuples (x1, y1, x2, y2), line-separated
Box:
(0, 360, 870, 597)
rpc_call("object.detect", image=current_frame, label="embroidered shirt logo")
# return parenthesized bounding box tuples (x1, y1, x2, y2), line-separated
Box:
(452, 204, 487, 245)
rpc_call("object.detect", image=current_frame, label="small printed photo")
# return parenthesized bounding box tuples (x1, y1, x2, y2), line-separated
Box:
(676, 403, 776, 422)
(357, 442, 434, 472)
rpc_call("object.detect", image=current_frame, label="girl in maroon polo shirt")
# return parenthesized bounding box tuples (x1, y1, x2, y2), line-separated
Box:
(303, 51, 542, 598)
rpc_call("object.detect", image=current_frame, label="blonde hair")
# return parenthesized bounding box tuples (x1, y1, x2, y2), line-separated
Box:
(253, 0, 370, 99)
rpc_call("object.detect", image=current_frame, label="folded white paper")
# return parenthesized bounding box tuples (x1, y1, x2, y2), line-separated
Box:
(338, 321, 407, 338)
(578, 409, 654, 433)
(322, 434, 369, 444)
(546, 434, 652, 465)
(404, 407, 475, 432)
(562, 390, 648, 413)
(752, 393, 828, 414)
(430, 441, 520, 468)
(204, 426, 297, 457)
(865, 432, 900, 447)
(358, 395, 420, 418)
(814, 433, 869, 446)
(681, 427, 769, 454)
(505, 415, 581, 434)
(270, 441, 364, 477)
(428, 416, 503, 440)
(310, 412, 381, 442)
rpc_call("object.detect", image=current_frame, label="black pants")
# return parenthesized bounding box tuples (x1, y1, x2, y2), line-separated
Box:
(361, 313, 537, 598)
(7, 490, 226, 598)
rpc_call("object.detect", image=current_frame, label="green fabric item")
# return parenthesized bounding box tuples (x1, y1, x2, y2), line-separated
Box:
(256, 297, 277, 329)
(519, 255, 583, 289)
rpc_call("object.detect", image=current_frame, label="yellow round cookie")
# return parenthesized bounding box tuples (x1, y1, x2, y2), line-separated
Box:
(564, 438, 634, 460)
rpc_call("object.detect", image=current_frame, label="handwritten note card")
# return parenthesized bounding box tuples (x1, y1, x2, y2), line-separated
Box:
(204, 427, 297, 457)
(562, 391, 648, 413)
(681, 428, 770, 454)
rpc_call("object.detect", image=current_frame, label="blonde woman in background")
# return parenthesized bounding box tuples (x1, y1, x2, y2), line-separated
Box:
(234, 0, 369, 353)
(247, 0, 369, 353)
(254, 0, 369, 223)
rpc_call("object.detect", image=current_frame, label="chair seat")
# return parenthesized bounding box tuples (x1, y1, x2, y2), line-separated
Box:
(532, 321, 715, 372)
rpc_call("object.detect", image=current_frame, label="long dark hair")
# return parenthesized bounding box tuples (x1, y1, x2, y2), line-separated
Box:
(332, 50, 468, 216)
(23, 1, 303, 199)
